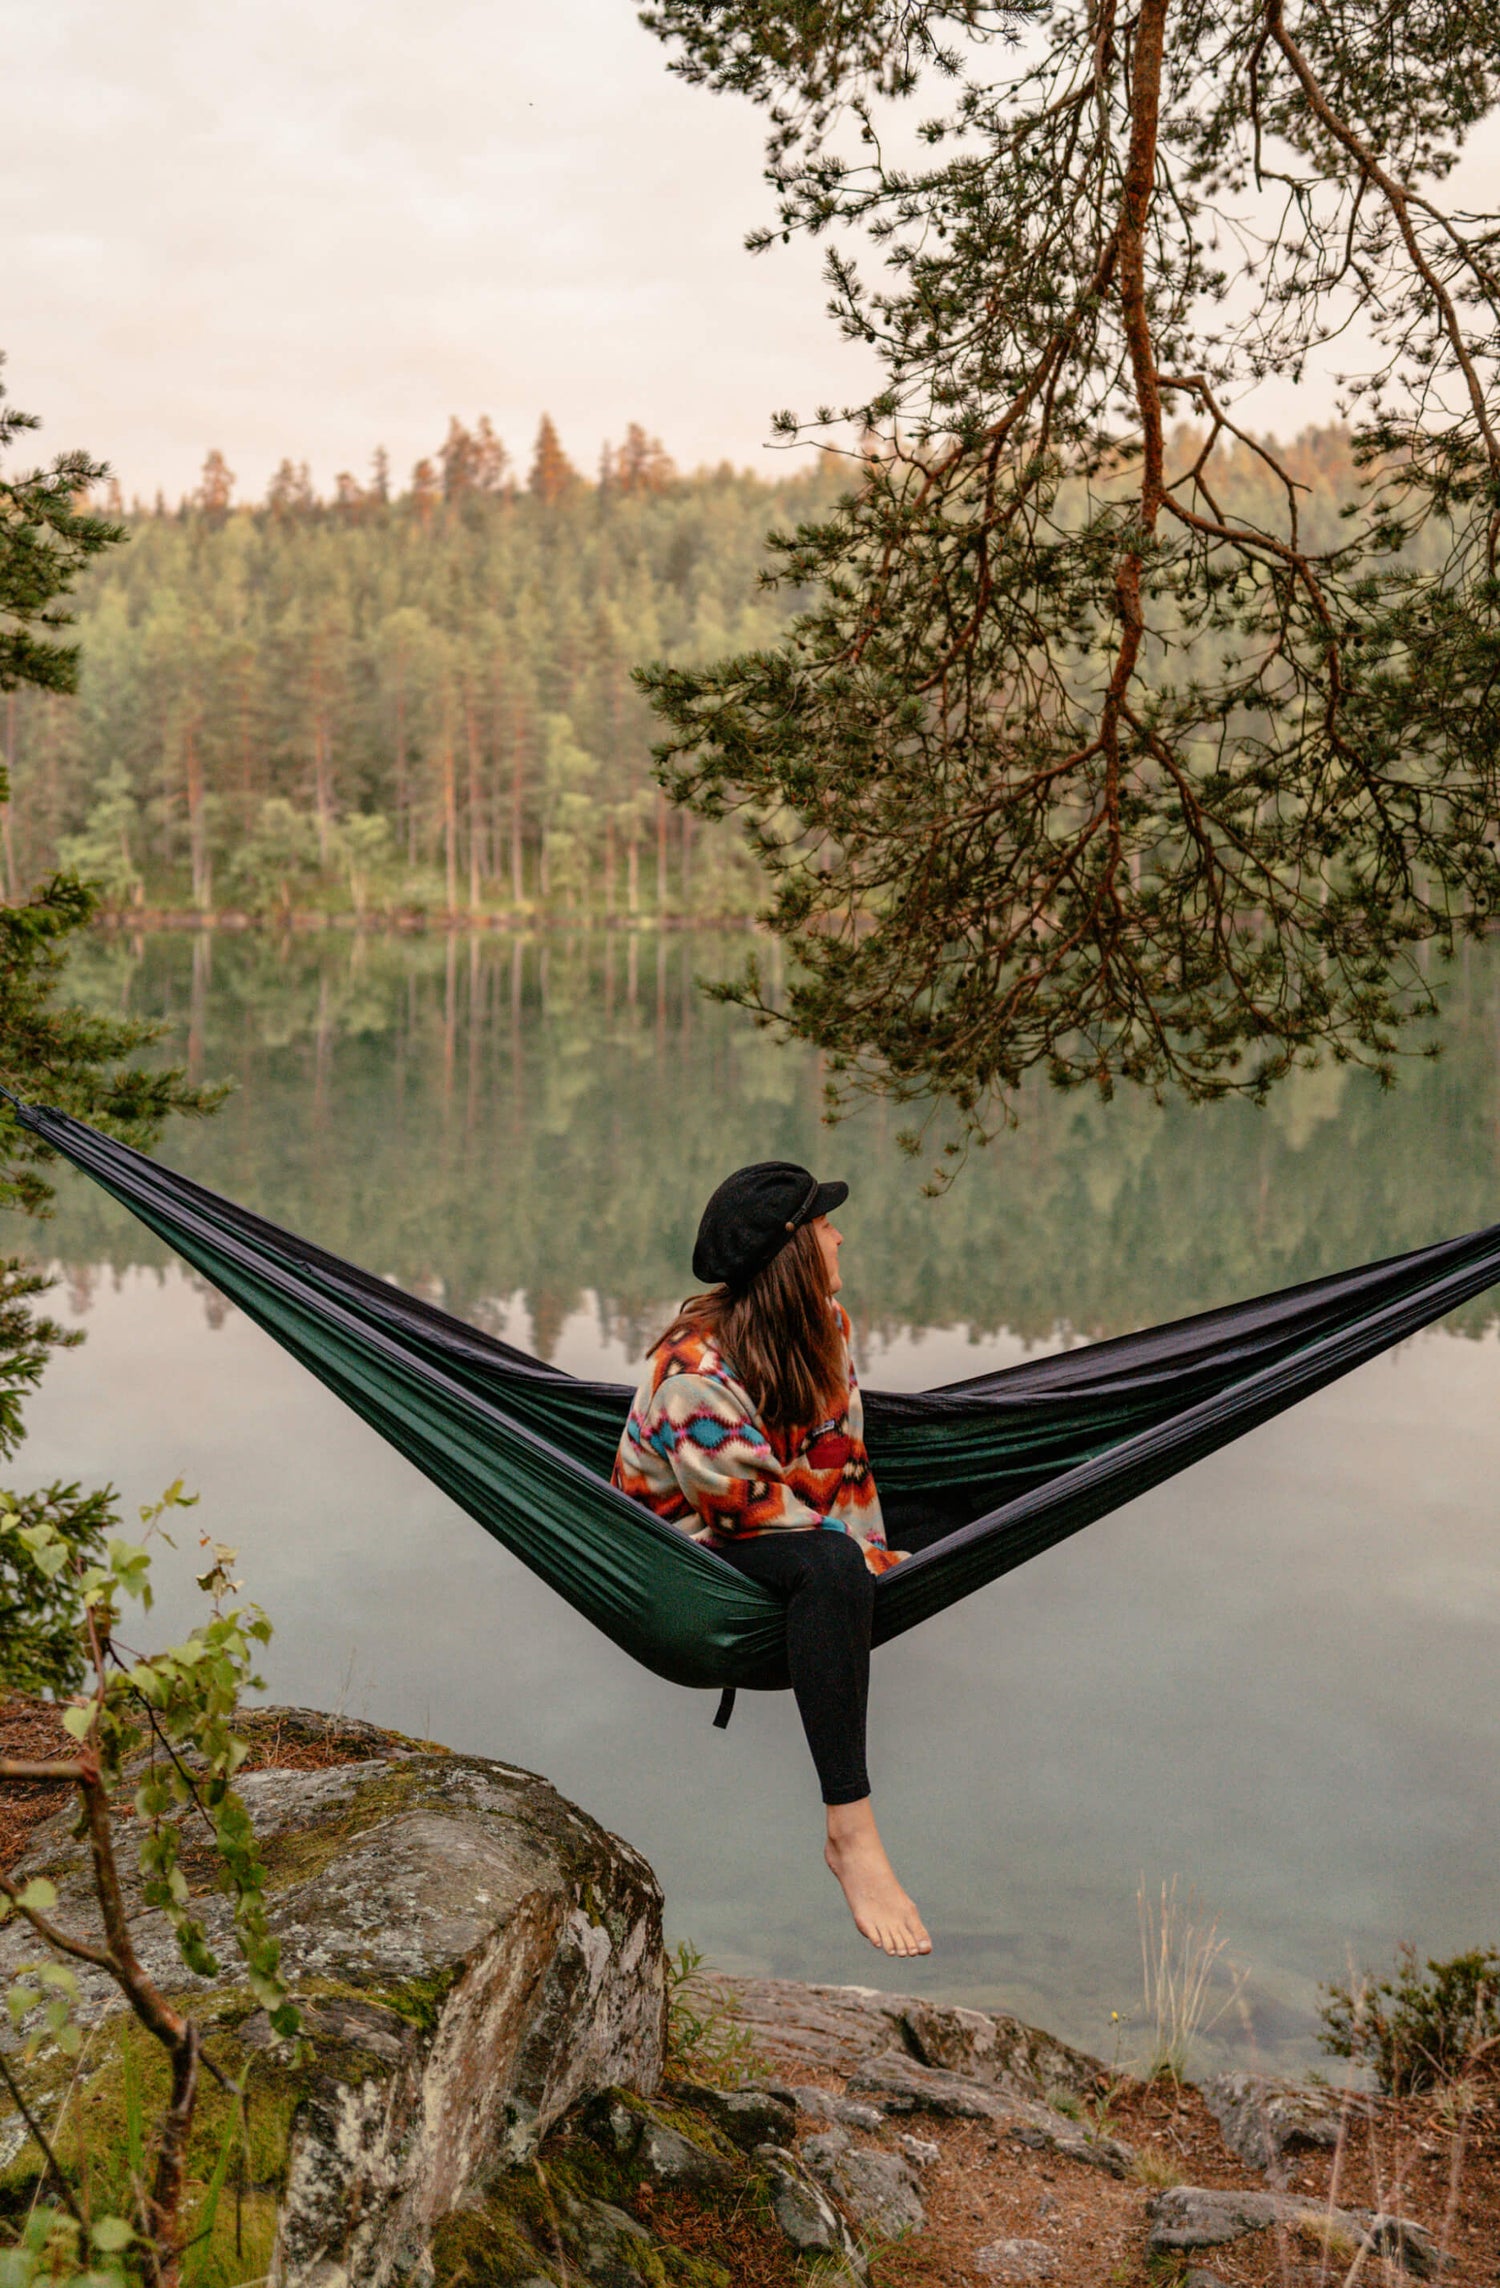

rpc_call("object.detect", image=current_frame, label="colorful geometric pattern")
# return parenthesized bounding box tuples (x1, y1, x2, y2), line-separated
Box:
(612, 1302, 900, 1574)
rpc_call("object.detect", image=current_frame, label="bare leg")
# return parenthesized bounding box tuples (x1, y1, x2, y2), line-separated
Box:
(824, 1798, 931, 1958)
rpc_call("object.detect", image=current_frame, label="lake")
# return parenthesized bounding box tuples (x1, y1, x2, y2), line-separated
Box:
(17, 926, 1500, 2076)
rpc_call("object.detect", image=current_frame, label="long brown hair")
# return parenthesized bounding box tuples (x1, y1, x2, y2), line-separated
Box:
(656, 1222, 847, 1432)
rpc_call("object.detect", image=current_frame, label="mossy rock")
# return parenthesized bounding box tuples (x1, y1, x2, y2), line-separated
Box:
(1, 1709, 668, 2288)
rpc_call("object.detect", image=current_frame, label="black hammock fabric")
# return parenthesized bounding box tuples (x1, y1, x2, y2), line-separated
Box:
(12, 1095, 1500, 1698)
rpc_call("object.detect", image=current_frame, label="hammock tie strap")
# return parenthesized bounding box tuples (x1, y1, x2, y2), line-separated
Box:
(713, 1687, 737, 1730)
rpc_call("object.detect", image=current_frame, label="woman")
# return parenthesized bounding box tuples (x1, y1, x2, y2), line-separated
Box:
(613, 1160, 931, 1959)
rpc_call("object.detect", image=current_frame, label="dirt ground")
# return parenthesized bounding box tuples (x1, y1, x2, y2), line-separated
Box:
(735, 2004, 1500, 2287)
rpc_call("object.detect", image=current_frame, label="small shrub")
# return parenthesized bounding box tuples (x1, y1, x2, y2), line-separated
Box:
(1131, 2148, 1185, 2191)
(664, 1942, 765, 2089)
(1318, 1943, 1500, 2095)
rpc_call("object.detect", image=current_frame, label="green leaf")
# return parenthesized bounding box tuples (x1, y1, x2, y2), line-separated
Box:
(61, 1704, 94, 1741)
(89, 2217, 133, 2254)
(15, 1878, 57, 1915)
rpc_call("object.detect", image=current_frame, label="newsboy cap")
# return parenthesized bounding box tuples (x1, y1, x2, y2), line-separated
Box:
(692, 1161, 849, 1288)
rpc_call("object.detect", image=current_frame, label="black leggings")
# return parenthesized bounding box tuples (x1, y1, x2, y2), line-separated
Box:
(715, 1530, 873, 1806)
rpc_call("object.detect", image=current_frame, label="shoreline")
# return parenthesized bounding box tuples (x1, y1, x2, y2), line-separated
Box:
(87, 906, 761, 934)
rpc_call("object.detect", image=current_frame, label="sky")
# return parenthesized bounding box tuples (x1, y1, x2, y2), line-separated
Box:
(3, 0, 1493, 505)
(3, 0, 881, 502)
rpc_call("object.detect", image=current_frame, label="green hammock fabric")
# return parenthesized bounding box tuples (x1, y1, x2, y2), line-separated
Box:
(12, 1095, 1500, 1697)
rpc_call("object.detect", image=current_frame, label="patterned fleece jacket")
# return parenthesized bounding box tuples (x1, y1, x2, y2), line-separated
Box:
(611, 1302, 901, 1575)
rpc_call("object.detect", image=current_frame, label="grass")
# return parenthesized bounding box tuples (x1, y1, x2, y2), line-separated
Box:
(1136, 1875, 1244, 2084)
(664, 1943, 767, 2089)
(1130, 2148, 1185, 2192)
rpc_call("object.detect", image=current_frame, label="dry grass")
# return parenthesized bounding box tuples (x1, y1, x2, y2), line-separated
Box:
(1137, 1874, 1246, 2083)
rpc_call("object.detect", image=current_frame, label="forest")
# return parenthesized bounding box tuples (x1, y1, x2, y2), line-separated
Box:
(0, 414, 1369, 926)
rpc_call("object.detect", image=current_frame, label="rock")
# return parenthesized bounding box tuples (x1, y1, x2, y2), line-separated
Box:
(803, 2127, 925, 2237)
(1148, 2188, 1284, 2253)
(669, 2080, 798, 2149)
(635, 2116, 738, 2191)
(547, 2191, 661, 2288)
(974, 2235, 1056, 2279)
(898, 2133, 941, 2168)
(1365, 2214, 1444, 2280)
(582, 2092, 644, 2159)
(847, 2048, 1010, 2119)
(0, 1711, 666, 2288)
(1148, 2186, 1444, 2277)
(1008, 2107, 1135, 2178)
(755, 2143, 869, 2279)
(788, 2083, 888, 2132)
(711, 1978, 912, 2076)
(902, 1998, 1104, 2105)
(1202, 2070, 1368, 2173)
(712, 1977, 1106, 2107)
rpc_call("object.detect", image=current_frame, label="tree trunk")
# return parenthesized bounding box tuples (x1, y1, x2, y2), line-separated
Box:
(185, 718, 211, 911)
(441, 716, 458, 913)
(146, 2025, 202, 2288)
(510, 743, 525, 905)
(656, 794, 669, 916)
(311, 650, 334, 865)
(1, 692, 16, 899)
(395, 670, 412, 863)
(238, 657, 256, 836)
(465, 689, 484, 913)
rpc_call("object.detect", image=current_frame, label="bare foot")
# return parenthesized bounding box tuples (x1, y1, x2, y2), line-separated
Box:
(824, 1803, 932, 1958)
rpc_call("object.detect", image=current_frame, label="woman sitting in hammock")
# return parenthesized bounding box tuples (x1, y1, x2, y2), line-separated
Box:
(613, 1161, 931, 1959)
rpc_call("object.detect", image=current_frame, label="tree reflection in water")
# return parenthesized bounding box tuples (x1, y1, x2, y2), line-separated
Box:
(37, 927, 1500, 1364)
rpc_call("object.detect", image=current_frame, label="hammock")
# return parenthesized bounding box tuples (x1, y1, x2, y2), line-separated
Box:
(10, 1094, 1500, 1700)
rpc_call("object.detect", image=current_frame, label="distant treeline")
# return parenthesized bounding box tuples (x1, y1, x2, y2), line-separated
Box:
(0, 415, 1369, 925)
(0, 415, 847, 922)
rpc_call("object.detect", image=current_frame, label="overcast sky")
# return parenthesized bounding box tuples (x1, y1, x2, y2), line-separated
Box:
(5, 0, 1489, 504)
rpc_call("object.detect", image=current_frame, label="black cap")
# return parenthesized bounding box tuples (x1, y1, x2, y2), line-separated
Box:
(692, 1161, 849, 1288)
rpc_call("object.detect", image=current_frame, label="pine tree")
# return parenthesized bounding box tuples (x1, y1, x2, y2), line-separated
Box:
(0, 355, 122, 700)
(410, 457, 439, 530)
(640, 0, 1500, 1139)
(333, 470, 364, 519)
(440, 418, 480, 501)
(266, 458, 316, 517)
(473, 416, 508, 494)
(0, 361, 219, 1467)
(194, 448, 235, 521)
(528, 415, 579, 507)
(613, 423, 676, 497)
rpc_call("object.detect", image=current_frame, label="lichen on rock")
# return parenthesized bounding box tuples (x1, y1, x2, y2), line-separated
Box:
(0, 1709, 667, 2287)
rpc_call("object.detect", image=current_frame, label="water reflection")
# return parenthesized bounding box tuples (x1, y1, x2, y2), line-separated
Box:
(47, 927, 1500, 1349)
(17, 928, 1500, 2072)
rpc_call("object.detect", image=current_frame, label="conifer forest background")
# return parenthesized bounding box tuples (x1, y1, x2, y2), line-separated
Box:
(1, 414, 1373, 928)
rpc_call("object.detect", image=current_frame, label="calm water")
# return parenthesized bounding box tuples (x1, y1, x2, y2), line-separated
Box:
(18, 928, 1500, 2073)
